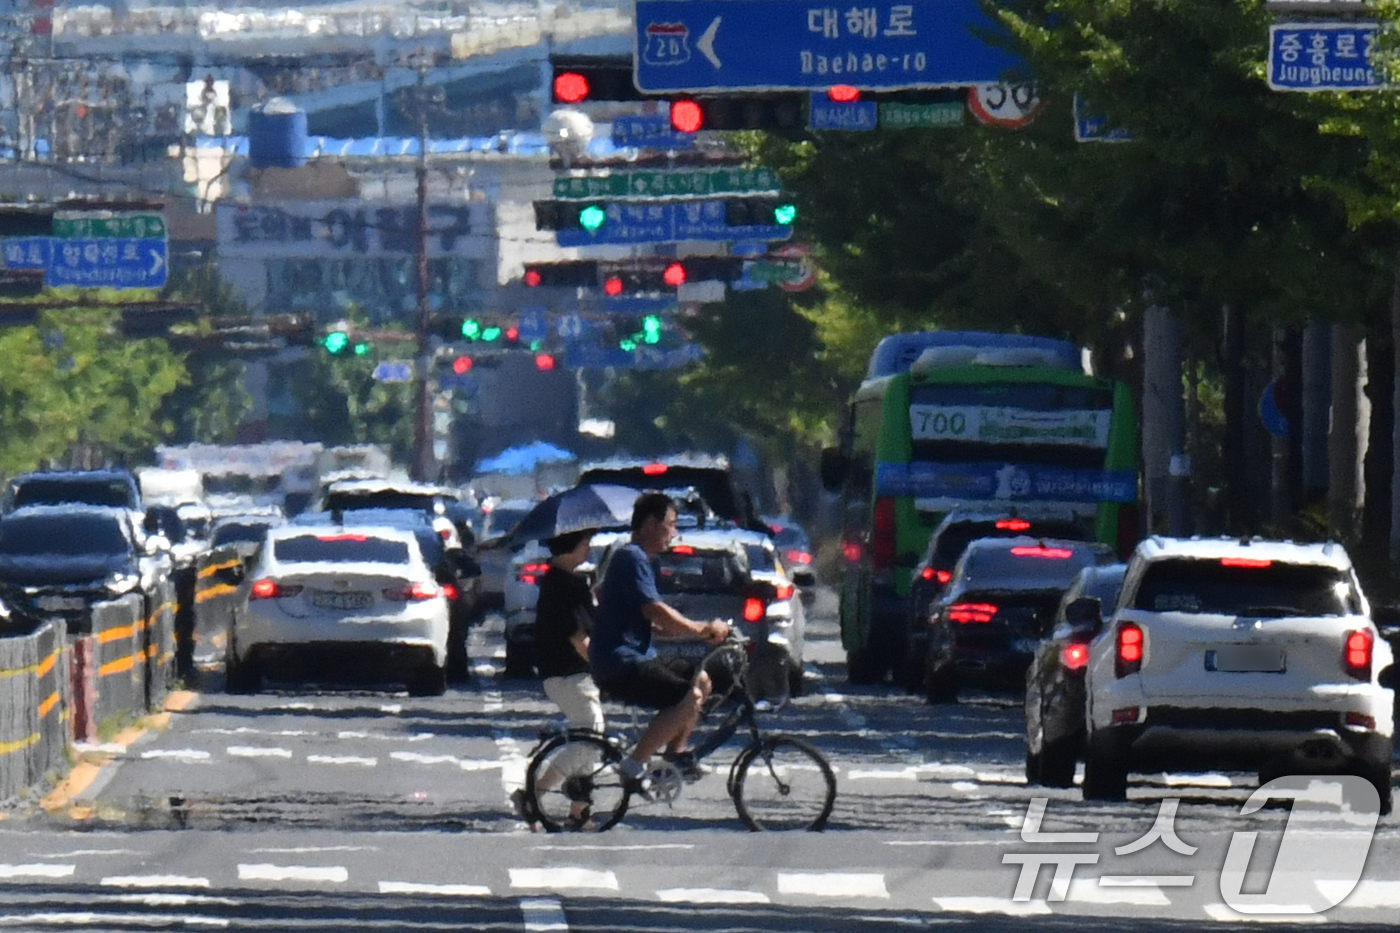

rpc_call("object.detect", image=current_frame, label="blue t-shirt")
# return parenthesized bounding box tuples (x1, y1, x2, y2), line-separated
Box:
(590, 543, 661, 681)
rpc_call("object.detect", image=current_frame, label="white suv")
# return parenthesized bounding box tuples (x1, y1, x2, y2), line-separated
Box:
(1080, 536, 1394, 811)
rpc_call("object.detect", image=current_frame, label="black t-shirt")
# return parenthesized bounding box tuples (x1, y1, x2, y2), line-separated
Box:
(535, 564, 595, 679)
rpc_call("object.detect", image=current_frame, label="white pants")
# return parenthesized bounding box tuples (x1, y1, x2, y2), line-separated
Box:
(540, 673, 605, 788)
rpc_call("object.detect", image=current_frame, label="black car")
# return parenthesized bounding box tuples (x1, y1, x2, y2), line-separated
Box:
(923, 536, 1113, 703)
(0, 505, 165, 635)
(1023, 562, 1127, 788)
(903, 507, 1094, 691)
(4, 468, 143, 513)
(763, 515, 818, 600)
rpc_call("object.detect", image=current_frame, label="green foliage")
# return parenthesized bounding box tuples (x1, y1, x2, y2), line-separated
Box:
(156, 260, 253, 445)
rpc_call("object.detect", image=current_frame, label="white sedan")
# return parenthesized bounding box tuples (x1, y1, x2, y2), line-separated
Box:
(226, 526, 450, 696)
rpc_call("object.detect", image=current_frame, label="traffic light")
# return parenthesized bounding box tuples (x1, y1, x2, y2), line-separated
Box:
(668, 96, 806, 132)
(521, 261, 600, 288)
(534, 200, 609, 232)
(323, 330, 349, 354)
(663, 263, 686, 287)
(641, 314, 663, 345)
(670, 100, 703, 133)
(452, 355, 473, 374)
(352, 342, 369, 356)
(534, 352, 556, 371)
(550, 58, 647, 102)
(461, 318, 482, 340)
(725, 197, 798, 227)
(679, 257, 746, 282)
(603, 276, 624, 296)
(481, 325, 502, 342)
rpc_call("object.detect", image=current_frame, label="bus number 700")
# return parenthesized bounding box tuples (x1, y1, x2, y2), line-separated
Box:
(916, 408, 967, 437)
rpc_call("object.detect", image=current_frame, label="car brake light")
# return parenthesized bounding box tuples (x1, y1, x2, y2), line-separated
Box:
(1010, 546, 1073, 559)
(841, 541, 861, 562)
(516, 562, 551, 586)
(642, 463, 669, 475)
(1116, 622, 1143, 677)
(937, 570, 951, 585)
(438, 528, 453, 540)
(784, 549, 812, 565)
(1345, 629, 1373, 679)
(317, 534, 368, 542)
(775, 583, 794, 600)
(947, 602, 997, 623)
(872, 497, 896, 572)
(996, 519, 1031, 531)
(920, 567, 934, 580)
(441, 583, 459, 601)
(1346, 711, 1377, 730)
(1221, 557, 1272, 568)
(384, 582, 440, 601)
(1061, 642, 1089, 670)
(671, 545, 694, 555)
(743, 597, 765, 622)
(251, 578, 279, 599)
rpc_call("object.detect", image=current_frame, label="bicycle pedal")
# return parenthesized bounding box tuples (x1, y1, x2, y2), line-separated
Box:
(646, 763, 684, 804)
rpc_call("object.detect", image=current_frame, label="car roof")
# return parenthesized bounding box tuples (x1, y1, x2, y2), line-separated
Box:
(580, 453, 730, 472)
(325, 479, 444, 496)
(1135, 536, 1352, 570)
(13, 468, 136, 482)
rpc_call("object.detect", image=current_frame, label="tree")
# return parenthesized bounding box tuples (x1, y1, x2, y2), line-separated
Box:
(156, 260, 254, 444)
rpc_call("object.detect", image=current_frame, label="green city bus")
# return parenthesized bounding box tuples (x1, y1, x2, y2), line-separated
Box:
(823, 333, 1140, 684)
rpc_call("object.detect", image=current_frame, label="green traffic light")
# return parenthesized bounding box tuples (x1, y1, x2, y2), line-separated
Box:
(579, 205, 606, 232)
(461, 319, 481, 340)
(619, 338, 637, 352)
(353, 343, 369, 356)
(323, 331, 349, 354)
(482, 326, 502, 342)
(774, 203, 797, 225)
(642, 315, 662, 345)
(529, 339, 542, 351)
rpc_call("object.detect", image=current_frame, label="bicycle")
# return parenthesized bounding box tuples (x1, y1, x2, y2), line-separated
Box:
(522, 633, 836, 832)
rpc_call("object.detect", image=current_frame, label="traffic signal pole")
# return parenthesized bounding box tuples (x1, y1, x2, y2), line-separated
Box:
(411, 64, 435, 483)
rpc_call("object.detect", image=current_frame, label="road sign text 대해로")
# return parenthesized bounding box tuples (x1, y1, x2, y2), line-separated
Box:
(633, 0, 1026, 93)
(1268, 22, 1381, 91)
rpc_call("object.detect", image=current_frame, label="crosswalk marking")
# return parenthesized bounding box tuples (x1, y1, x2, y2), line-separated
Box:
(1065, 878, 1169, 906)
(236, 864, 348, 884)
(510, 868, 619, 891)
(656, 888, 771, 904)
(933, 896, 1051, 915)
(0, 865, 75, 879)
(227, 746, 293, 759)
(520, 896, 569, 932)
(0, 912, 229, 928)
(306, 755, 378, 766)
(379, 881, 492, 896)
(99, 875, 211, 889)
(777, 872, 889, 899)
(139, 749, 211, 762)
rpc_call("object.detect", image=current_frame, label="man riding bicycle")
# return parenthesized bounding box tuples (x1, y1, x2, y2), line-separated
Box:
(590, 492, 730, 790)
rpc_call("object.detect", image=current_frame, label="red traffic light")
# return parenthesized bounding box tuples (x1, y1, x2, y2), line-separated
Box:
(603, 276, 624, 296)
(523, 269, 542, 287)
(505, 326, 519, 341)
(670, 99, 703, 133)
(663, 262, 687, 287)
(452, 356, 473, 375)
(827, 85, 861, 103)
(534, 353, 556, 371)
(553, 71, 589, 104)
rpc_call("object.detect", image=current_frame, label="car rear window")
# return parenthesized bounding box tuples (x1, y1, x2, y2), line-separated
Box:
(0, 514, 129, 556)
(1132, 559, 1360, 617)
(961, 543, 1106, 588)
(656, 550, 744, 594)
(14, 479, 133, 509)
(273, 534, 411, 564)
(933, 520, 1089, 568)
(212, 522, 274, 547)
(324, 491, 437, 513)
(744, 545, 775, 572)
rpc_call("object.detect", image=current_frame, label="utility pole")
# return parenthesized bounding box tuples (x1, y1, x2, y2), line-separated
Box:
(411, 62, 435, 482)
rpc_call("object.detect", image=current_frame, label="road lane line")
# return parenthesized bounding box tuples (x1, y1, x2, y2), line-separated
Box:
(236, 864, 348, 884)
(307, 755, 378, 767)
(28, 849, 144, 858)
(112, 894, 241, 907)
(533, 844, 695, 852)
(656, 888, 770, 904)
(484, 689, 504, 713)
(100, 875, 211, 889)
(932, 897, 1051, 916)
(0, 864, 75, 879)
(249, 846, 377, 855)
(380, 704, 403, 714)
(390, 751, 460, 766)
(777, 872, 889, 899)
(380, 881, 492, 896)
(227, 746, 293, 759)
(139, 749, 212, 762)
(520, 897, 568, 932)
(0, 912, 229, 928)
(846, 767, 920, 781)
(510, 868, 619, 891)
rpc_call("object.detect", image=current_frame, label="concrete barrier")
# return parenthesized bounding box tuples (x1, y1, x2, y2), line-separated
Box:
(0, 622, 67, 802)
(192, 547, 243, 669)
(91, 594, 145, 726)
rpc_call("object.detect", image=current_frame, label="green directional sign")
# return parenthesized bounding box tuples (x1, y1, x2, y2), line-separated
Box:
(879, 102, 965, 129)
(52, 213, 166, 239)
(747, 261, 806, 284)
(552, 167, 780, 200)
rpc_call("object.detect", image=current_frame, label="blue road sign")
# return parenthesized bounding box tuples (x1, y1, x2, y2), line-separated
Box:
(48, 237, 169, 289)
(1072, 94, 1133, 143)
(0, 238, 49, 271)
(604, 296, 676, 316)
(634, 0, 1026, 93)
(372, 361, 413, 383)
(612, 114, 695, 150)
(809, 93, 878, 131)
(555, 201, 792, 246)
(517, 312, 549, 343)
(1268, 23, 1380, 92)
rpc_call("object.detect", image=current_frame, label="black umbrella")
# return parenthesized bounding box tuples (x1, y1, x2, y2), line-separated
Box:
(507, 484, 639, 543)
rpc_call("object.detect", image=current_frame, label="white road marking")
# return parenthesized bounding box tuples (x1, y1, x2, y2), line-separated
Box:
(379, 881, 491, 896)
(484, 690, 504, 713)
(112, 894, 241, 907)
(0, 912, 228, 928)
(227, 746, 293, 759)
(29, 849, 143, 858)
(459, 759, 506, 772)
(922, 764, 977, 779)
(307, 755, 378, 767)
(1203, 904, 1325, 923)
(1316, 880, 1400, 908)
(885, 840, 1016, 847)
(192, 728, 312, 738)
(846, 767, 920, 781)
(777, 872, 889, 899)
(72, 742, 127, 755)
(249, 847, 377, 855)
(496, 734, 528, 795)
(337, 731, 434, 742)
(380, 704, 403, 714)
(274, 701, 318, 710)
(139, 749, 212, 762)
(533, 844, 695, 852)
(950, 781, 982, 793)
(657, 888, 771, 904)
(510, 868, 619, 891)
(932, 897, 1051, 916)
(0, 865, 76, 879)
(100, 875, 211, 889)
(1161, 772, 1233, 788)
(975, 771, 1025, 784)
(390, 751, 459, 766)
(236, 864, 348, 884)
(520, 896, 568, 932)
(1099, 875, 1194, 887)
(1065, 878, 1169, 906)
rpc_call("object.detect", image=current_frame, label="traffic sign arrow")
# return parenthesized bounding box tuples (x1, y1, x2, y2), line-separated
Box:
(697, 16, 722, 69)
(149, 248, 165, 278)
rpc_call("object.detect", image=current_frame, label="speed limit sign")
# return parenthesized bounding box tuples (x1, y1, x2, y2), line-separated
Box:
(968, 84, 1044, 129)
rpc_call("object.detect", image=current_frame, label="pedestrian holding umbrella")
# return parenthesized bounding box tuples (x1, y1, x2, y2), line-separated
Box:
(507, 484, 640, 545)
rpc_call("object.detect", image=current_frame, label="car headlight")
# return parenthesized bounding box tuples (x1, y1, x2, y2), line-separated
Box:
(105, 572, 140, 595)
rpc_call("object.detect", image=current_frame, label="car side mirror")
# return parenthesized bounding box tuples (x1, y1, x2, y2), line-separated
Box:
(819, 447, 848, 491)
(1064, 596, 1103, 632)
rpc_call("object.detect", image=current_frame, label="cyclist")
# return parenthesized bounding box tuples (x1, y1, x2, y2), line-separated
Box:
(510, 528, 600, 829)
(590, 492, 730, 790)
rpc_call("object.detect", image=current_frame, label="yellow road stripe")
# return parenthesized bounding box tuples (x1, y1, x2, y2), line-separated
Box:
(38, 691, 59, 718)
(198, 559, 240, 579)
(0, 646, 60, 680)
(0, 733, 38, 756)
(195, 583, 237, 603)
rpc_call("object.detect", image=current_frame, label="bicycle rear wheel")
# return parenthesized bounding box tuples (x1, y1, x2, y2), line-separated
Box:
(732, 734, 836, 831)
(524, 731, 630, 833)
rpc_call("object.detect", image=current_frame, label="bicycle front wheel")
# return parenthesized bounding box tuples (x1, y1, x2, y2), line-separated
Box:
(524, 731, 630, 833)
(732, 735, 836, 831)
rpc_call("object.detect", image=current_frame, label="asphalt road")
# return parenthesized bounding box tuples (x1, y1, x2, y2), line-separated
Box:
(1, 589, 1398, 930)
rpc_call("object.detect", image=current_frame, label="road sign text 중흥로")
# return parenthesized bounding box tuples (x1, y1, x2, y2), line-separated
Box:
(1268, 22, 1381, 91)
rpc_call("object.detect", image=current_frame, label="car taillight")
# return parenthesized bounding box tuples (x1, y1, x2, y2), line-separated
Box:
(775, 583, 794, 600)
(441, 584, 459, 601)
(743, 597, 765, 622)
(1061, 642, 1089, 671)
(1345, 629, 1373, 680)
(1010, 546, 1074, 559)
(841, 540, 861, 562)
(785, 549, 812, 565)
(947, 602, 997, 624)
(250, 579, 302, 599)
(383, 582, 441, 601)
(1116, 622, 1143, 678)
(871, 497, 896, 572)
(995, 519, 1031, 531)
(516, 562, 551, 586)
(438, 528, 453, 540)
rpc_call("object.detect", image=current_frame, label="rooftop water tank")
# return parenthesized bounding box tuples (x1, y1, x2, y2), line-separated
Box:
(248, 98, 307, 169)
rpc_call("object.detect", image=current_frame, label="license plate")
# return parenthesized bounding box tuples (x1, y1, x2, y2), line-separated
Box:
(662, 641, 711, 660)
(36, 595, 85, 611)
(1207, 645, 1286, 673)
(311, 590, 372, 610)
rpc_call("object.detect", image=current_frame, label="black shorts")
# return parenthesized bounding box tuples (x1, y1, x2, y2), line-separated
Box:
(599, 656, 698, 709)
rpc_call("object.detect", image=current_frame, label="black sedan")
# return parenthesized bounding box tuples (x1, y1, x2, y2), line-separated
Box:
(1023, 563, 1126, 788)
(922, 536, 1113, 704)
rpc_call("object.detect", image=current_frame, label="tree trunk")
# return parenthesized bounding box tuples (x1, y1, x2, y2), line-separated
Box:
(1142, 306, 1185, 535)
(1223, 304, 1250, 534)
(1302, 321, 1331, 504)
(1363, 327, 1392, 557)
(1329, 324, 1362, 538)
